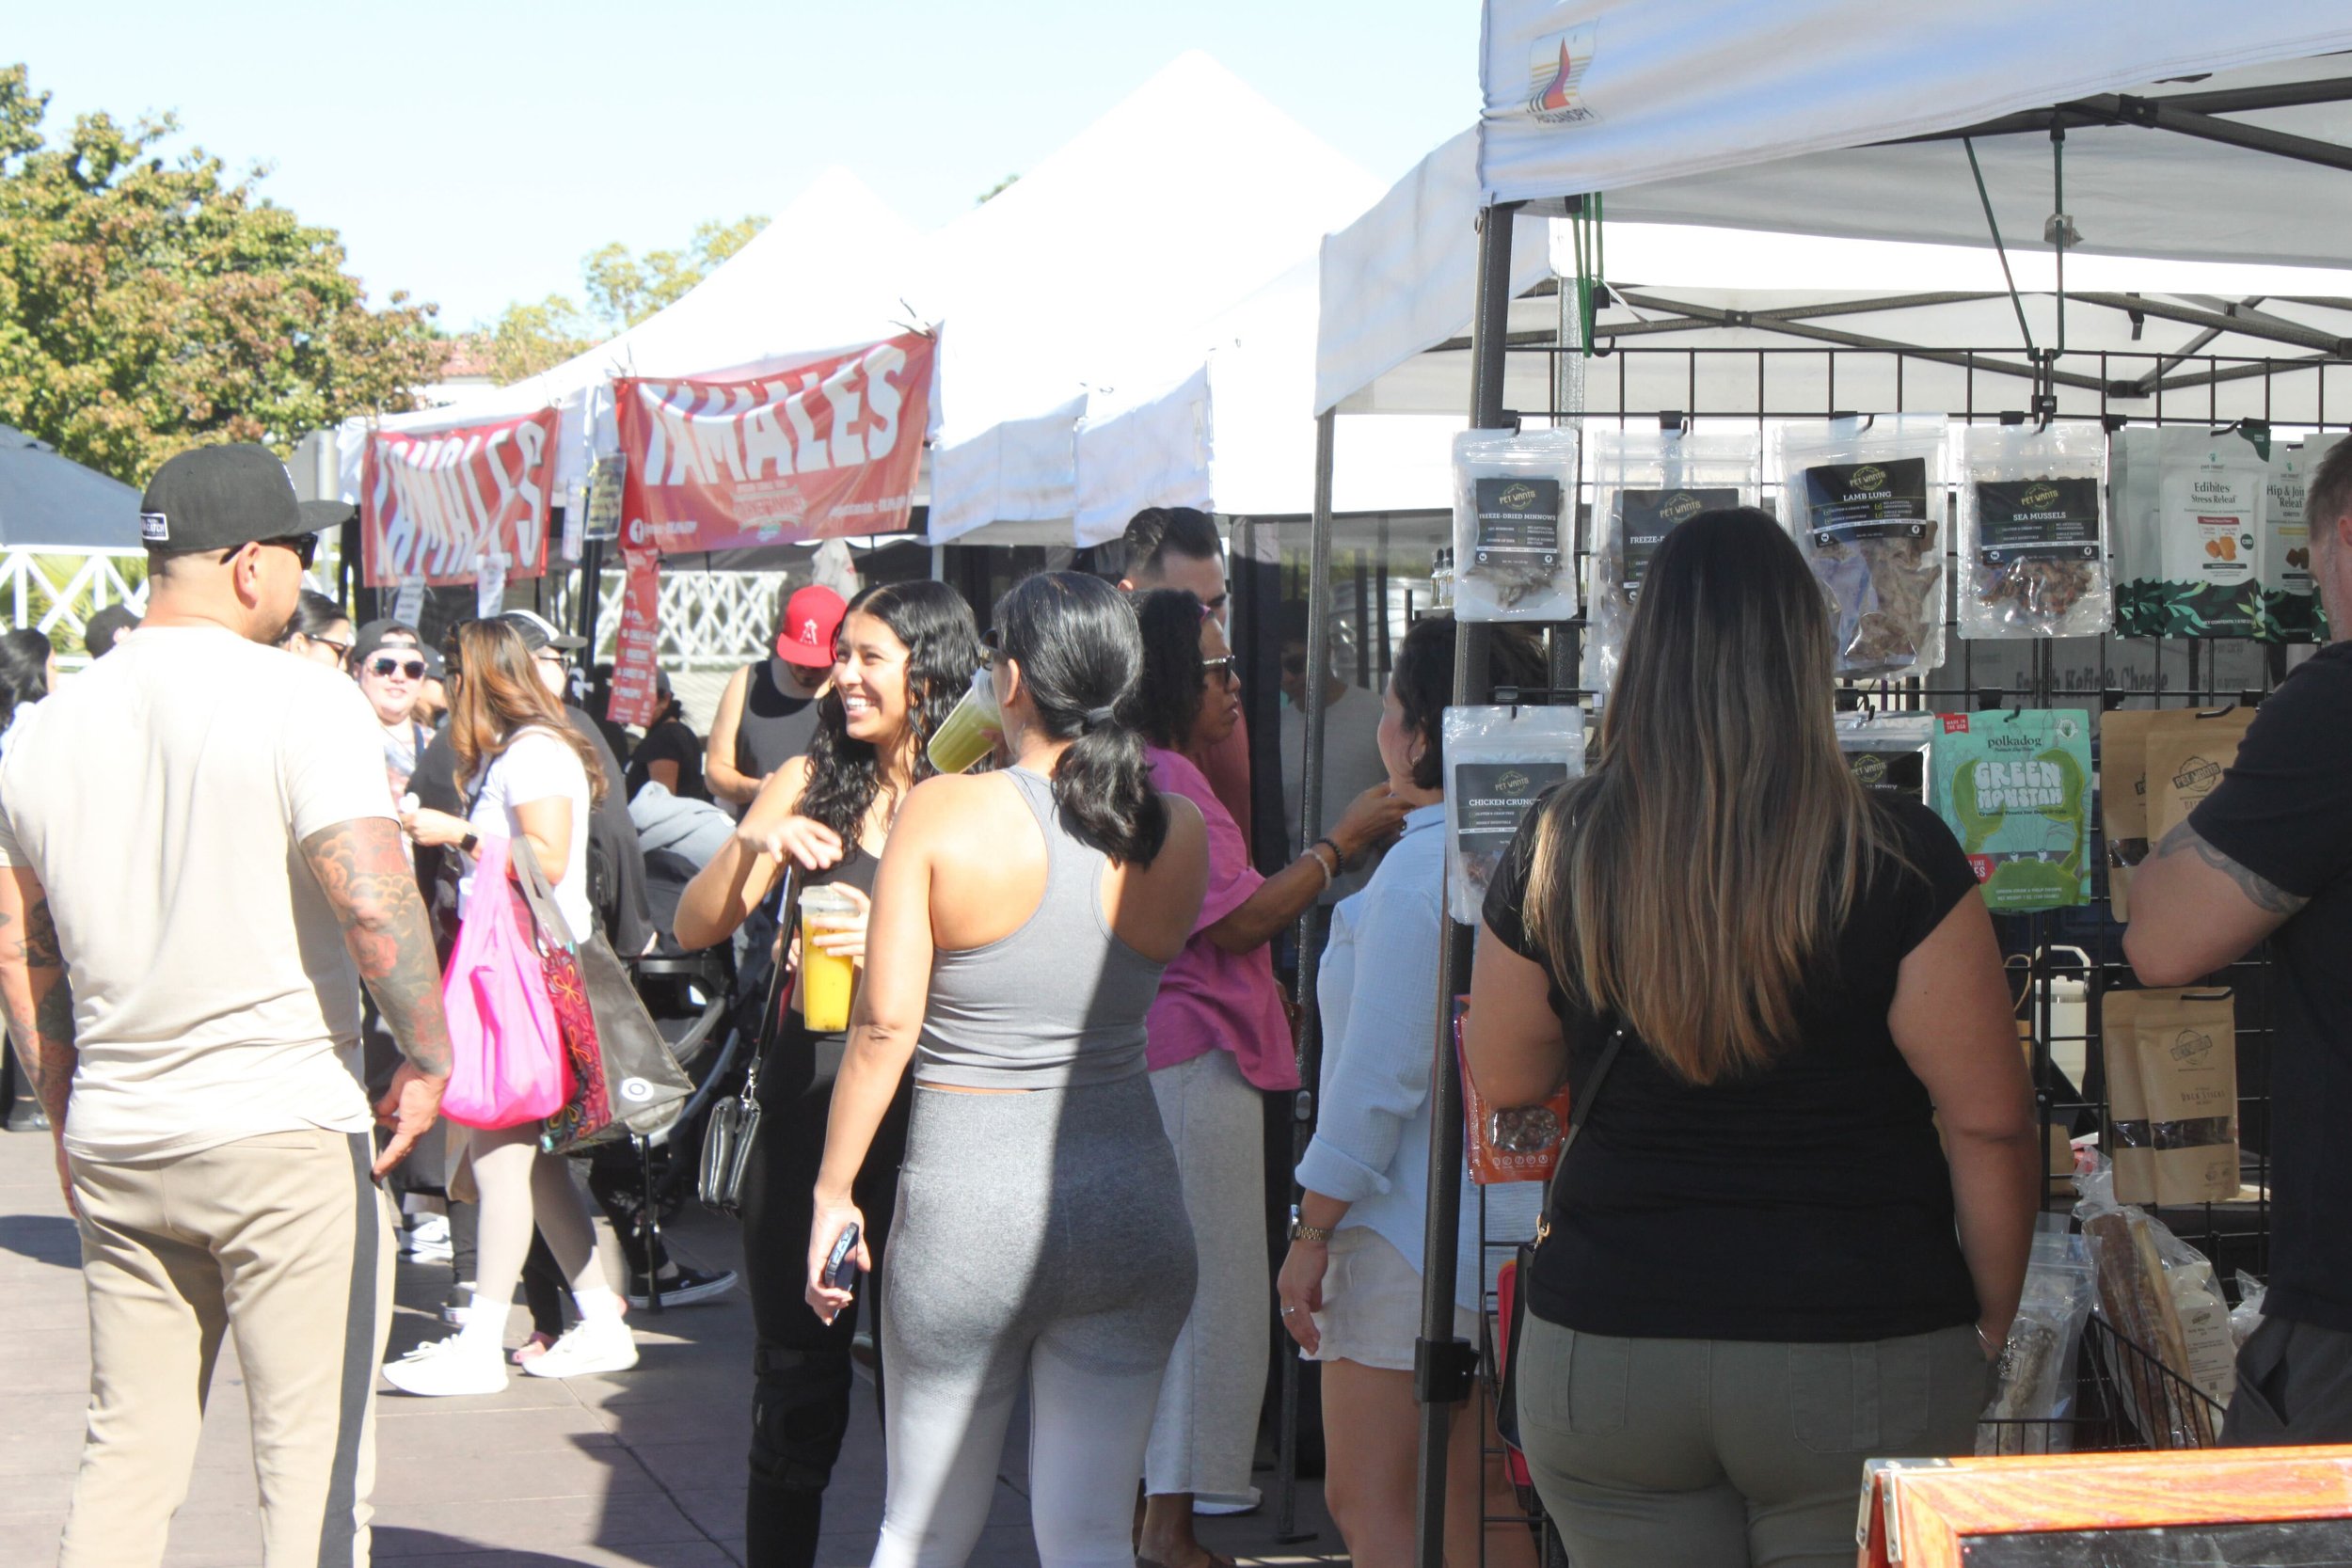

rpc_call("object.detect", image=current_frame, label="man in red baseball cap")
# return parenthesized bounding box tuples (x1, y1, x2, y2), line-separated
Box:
(707, 583, 847, 806)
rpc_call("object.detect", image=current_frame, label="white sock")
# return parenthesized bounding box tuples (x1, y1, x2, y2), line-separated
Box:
(456, 1291, 507, 1352)
(573, 1285, 625, 1324)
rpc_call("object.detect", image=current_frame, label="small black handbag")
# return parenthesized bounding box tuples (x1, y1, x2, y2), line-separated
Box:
(1494, 1020, 1627, 1464)
(698, 869, 798, 1215)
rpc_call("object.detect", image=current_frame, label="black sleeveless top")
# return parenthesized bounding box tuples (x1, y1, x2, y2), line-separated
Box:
(736, 657, 824, 782)
(755, 843, 877, 1108)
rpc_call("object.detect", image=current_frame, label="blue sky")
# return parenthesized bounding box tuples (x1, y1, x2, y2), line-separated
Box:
(9, 1, 1482, 330)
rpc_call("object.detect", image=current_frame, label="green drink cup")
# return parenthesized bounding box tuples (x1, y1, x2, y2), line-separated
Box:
(926, 668, 1002, 775)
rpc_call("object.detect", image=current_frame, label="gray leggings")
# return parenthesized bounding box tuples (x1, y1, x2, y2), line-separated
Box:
(875, 1075, 1197, 1568)
(1516, 1318, 1991, 1568)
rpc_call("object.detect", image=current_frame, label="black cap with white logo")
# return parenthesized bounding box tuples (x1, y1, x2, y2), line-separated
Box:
(138, 445, 304, 553)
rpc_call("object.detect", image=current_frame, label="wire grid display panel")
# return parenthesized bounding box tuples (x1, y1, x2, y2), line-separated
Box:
(1432, 342, 2333, 1554)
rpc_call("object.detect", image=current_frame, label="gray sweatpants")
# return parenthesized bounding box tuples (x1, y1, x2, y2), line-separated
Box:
(1515, 1317, 1990, 1568)
(876, 1075, 1197, 1568)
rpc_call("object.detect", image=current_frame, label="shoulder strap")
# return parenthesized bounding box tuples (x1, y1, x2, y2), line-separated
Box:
(742, 863, 802, 1101)
(1531, 1018, 1629, 1246)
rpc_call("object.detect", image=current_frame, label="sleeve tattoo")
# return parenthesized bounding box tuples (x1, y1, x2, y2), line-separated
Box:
(2151, 820, 2312, 918)
(301, 818, 453, 1077)
(0, 881, 76, 1128)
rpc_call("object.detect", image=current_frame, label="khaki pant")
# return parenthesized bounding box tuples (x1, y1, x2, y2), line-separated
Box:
(1516, 1318, 1991, 1568)
(62, 1128, 393, 1568)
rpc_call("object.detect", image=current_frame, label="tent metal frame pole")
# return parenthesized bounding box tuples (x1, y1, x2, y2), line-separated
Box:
(1413, 199, 1518, 1568)
(1275, 406, 1342, 1545)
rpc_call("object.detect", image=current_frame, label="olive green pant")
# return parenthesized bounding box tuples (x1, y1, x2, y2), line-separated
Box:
(1514, 1318, 1989, 1568)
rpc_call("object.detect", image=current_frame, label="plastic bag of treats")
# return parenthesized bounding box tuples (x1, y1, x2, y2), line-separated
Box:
(1441, 705, 1584, 924)
(1586, 426, 1759, 699)
(1776, 416, 1950, 678)
(1958, 422, 2111, 640)
(1451, 424, 1581, 624)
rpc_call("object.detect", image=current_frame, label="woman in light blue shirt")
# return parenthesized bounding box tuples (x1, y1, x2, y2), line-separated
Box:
(1278, 614, 1545, 1568)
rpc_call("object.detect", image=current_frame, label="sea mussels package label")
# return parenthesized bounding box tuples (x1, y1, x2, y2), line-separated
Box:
(1471, 476, 1563, 570)
(1931, 709, 2093, 912)
(1976, 479, 2102, 566)
(1617, 486, 1738, 596)
(1801, 458, 1931, 546)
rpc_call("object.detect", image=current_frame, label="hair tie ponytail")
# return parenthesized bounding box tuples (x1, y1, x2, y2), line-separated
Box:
(1080, 705, 1119, 732)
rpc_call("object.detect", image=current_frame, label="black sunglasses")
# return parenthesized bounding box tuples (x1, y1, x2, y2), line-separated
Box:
(367, 657, 426, 681)
(1201, 654, 1240, 683)
(222, 533, 319, 570)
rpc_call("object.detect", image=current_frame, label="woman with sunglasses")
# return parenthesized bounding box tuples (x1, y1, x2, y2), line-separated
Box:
(276, 590, 354, 672)
(1121, 588, 1406, 1568)
(384, 618, 639, 1395)
(673, 579, 980, 1568)
(352, 623, 431, 801)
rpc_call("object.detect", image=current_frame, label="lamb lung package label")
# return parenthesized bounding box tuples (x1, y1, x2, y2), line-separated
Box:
(1931, 709, 2092, 912)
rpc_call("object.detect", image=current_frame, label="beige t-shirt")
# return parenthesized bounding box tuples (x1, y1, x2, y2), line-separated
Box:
(0, 626, 397, 1162)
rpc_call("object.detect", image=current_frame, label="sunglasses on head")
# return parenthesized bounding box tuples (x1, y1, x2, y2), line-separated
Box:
(368, 657, 426, 681)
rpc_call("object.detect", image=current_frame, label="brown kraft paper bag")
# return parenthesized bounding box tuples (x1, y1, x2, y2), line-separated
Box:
(2100, 708, 2156, 923)
(2135, 988, 2239, 1206)
(2144, 706, 2257, 845)
(2101, 990, 2157, 1206)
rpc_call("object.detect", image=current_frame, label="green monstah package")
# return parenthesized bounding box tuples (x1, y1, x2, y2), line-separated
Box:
(1931, 709, 2093, 912)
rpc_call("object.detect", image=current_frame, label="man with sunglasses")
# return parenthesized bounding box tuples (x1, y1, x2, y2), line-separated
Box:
(1120, 507, 1251, 833)
(0, 443, 450, 1566)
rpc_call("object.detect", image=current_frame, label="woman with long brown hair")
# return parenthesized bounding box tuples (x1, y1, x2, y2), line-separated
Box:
(383, 618, 637, 1396)
(1466, 508, 2038, 1567)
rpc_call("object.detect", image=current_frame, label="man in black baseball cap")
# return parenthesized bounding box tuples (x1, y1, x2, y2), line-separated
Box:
(0, 441, 449, 1560)
(135, 444, 325, 643)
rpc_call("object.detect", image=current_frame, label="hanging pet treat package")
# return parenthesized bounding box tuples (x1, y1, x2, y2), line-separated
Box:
(2143, 705, 2257, 844)
(2099, 708, 2156, 922)
(1587, 428, 1759, 698)
(1442, 705, 1585, 924)
(1836, 710, 1936, 807)
(1930, 708, 2093, 912)
(1776, 416, 1949, 677)
(1957, 422, 2111, 640)
(2265, 445, 2320, 641)
(2115, 424, 2269, 638)
(1450, 424, 1580, 624)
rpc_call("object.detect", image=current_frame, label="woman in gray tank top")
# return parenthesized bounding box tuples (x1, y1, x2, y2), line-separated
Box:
(803, 573, 1211, 1568)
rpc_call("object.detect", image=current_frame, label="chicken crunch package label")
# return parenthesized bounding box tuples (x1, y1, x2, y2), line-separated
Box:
(1931, 710, 2093, 912)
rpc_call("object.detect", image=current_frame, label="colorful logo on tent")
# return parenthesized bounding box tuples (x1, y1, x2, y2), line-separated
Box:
(1527, 24, 1599, 127)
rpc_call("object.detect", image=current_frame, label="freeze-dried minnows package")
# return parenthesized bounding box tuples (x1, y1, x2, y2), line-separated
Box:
(1451, 425, 1580, 624)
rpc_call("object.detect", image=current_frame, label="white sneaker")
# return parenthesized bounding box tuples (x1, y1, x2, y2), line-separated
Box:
(521, 1316, 639, 1379)
(382, 1335, 508, 1397)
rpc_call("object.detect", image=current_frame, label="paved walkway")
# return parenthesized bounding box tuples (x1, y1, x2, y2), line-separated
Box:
(0, 1130, 1343, 1566)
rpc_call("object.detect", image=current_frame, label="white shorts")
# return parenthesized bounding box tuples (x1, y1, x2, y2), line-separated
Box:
(1308, 1227, 1482, 1372)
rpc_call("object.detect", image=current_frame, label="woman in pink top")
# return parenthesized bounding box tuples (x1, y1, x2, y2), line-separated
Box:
(1123, 589, 1406, 1568)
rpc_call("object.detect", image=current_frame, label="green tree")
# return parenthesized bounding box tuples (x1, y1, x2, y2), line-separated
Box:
(0, 64, 445, 485)
(478, 293, 596, 383)
(580, 214, 765, 331)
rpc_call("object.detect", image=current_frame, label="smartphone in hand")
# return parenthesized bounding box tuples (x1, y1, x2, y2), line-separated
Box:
(824, 1222, 861, 1295)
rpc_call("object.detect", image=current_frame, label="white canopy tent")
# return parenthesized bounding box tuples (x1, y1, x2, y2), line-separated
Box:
(915, 50, 1380, 543)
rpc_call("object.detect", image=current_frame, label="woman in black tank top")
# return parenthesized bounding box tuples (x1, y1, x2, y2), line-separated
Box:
(672, 581, 980, 1568)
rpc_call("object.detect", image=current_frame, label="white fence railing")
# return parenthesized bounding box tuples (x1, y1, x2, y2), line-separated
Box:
(546, 570, 788, 672)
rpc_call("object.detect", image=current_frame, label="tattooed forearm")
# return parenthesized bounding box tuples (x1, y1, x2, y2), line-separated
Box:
(2151, 820, 2311, 917)
(301, 817, 453, 1078)
(0, 877, 77, 1129)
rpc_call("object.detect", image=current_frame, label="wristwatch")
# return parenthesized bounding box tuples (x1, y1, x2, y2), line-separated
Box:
(1290, 1218, 1335, 1244)
(459, 831, 480, 854)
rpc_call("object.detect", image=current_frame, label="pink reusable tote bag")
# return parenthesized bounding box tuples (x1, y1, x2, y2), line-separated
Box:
(439, 834, 568, 1130)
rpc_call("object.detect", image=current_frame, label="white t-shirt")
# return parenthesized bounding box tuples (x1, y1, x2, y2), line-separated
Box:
(0, 626, 395, 1162)
(1279, 684, 1392, 903)
(460, 727, 593, 944)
